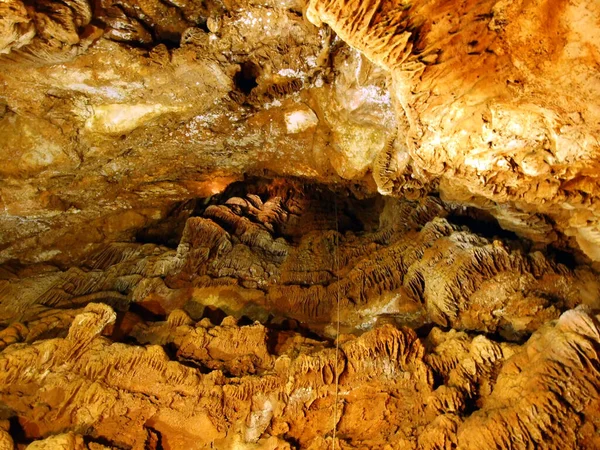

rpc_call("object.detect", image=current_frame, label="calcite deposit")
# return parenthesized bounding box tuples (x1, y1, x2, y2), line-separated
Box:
(306, 0, 600, 259)
(1, 0, 600, 448)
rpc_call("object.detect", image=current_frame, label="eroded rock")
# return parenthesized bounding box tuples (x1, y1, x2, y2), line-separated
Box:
(306, 0, 600, 261)
(3, 181, 597, 342)
(1, 303, 600, 448)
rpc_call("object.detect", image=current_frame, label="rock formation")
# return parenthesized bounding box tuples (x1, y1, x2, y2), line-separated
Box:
(2, 301, 600, 449)
(1, 0, 600, 448)
(306, 0, 600, 259)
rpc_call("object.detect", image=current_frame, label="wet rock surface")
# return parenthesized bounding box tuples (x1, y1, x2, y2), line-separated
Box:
(3, 180, 598, 341)
(1, 180, 600, 448)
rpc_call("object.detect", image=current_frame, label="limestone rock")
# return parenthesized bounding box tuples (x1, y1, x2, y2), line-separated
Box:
(305, 0, 600, 261)
(1, 303, 600, 448)
(3, 181, 597, 342)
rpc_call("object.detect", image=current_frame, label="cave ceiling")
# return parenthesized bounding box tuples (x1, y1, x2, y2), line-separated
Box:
(1, 0, 600, 449)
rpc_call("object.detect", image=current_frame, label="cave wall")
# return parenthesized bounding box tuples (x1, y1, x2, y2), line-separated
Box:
(307, 0, 600, 259)
(2, 0, 600, 265)
(1, 180, 600, 448)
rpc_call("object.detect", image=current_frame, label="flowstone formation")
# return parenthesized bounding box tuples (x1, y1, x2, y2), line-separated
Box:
(1, 0, 600, 449)
(306, 0, 600, 259)
(3, 302, 600, 450)
(2, 180, 600, 449)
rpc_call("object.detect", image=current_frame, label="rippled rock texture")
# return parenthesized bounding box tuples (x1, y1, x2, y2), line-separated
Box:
(0, 0, 397, 266)
(1, 0, 600, 448)
(3, 0, 599, 266)
(3, 180, 599, 340)
(306, 0, 600, 260)
(1, 180, 600, 448)
(2, 300, 600, 449)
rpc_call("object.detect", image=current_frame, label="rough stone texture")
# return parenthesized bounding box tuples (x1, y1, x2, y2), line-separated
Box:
(1, 303, 600, 449)
(1, 0, 600, 448)
(1, 180, 599, 447)
(0, 1, 397, 266)
(2, 181, 598, 343)
(2, 0, 600, 263)
(306, 0, 600, 261)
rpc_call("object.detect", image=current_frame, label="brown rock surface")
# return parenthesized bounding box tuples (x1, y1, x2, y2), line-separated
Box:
(2, 0, 600, 262)
(306, 0, 600, 260)
(3, 181, 598, 341)
(1, 302, 600, 448)
(1, 0, 600, 448)
(1, 180, 600, 447)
